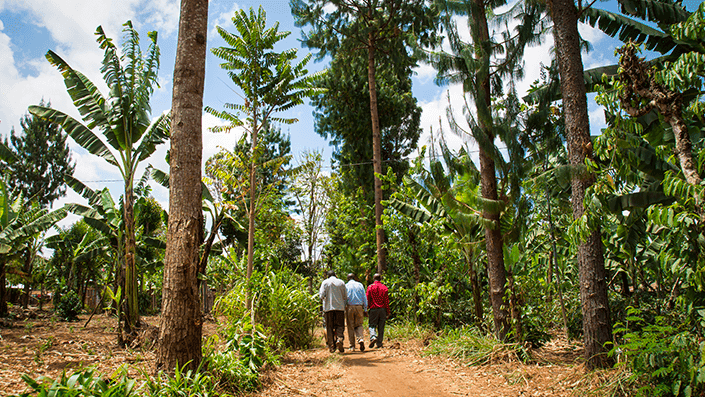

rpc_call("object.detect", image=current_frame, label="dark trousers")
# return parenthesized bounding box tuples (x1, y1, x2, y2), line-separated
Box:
(324, 310, 345, 348)
(368, 307, 387, 347)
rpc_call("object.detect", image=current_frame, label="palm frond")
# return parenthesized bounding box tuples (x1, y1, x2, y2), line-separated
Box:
(28, 105, 119, 167)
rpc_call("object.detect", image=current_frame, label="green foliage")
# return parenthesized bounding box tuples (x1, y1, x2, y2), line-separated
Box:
(0, 101, 75, 208)
(202, 318, 276, 392)
(144, 364, 215, 397)
(13, 368, 138, 397)
(425, 326, 529, 365)
(384, 319, 435, 342)
(29, 20, 170, 331)
(55, 290, 83, 322)
(214, 269, 319, 351)
(204, 345, 259, 392)
(613, 308, 705, 397)
(308, 45, 422, 202)
(321, 186, 377, 276)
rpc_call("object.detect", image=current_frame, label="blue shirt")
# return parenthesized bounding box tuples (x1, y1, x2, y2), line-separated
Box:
(346, 279, 368, 311)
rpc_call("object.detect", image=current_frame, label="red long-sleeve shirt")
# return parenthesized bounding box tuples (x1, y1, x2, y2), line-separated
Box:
(366, 281, 389, 313)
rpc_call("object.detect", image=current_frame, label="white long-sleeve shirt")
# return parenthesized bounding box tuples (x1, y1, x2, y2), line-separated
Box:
(319, 276, 347, 312)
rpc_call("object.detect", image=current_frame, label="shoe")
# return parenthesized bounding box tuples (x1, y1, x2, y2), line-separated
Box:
(329, 345, 335, 353)
(359, 340, 365, 352)
(336, 339, 344, 353)
(370, 338, 376, 348)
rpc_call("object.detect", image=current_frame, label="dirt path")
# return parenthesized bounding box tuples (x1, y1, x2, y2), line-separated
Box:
(1, 311, 596, 396)
(256, 337, 589, 397)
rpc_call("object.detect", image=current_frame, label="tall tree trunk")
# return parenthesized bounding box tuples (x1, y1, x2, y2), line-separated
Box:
(471, 0, 510, 341)
(156, 0, 208, 373)
(246, 113, 259, 310)
(124, 183, 139, 335)
(548, 0, 613, 369)
(368, 33, 387, 275)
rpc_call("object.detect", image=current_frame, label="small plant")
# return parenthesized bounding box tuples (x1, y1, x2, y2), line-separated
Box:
(13, 367, 139, 396)
(144, 362, 215, 396)
(24, 322, 35, 334)
(55, 290, 83, 321)
(33, 337, 54, 365)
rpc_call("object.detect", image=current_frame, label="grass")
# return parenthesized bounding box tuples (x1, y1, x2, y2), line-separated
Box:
(384, 319, 435, 342)
(424, 326, 528, 365)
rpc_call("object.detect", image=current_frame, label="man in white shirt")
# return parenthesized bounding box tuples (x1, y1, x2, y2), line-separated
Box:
(319, 270, 347, 353)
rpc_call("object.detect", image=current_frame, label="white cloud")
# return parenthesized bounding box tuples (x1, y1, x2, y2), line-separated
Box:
(413, 61, 437, 85)
(578, 22, 605, 47)
(141, 0, 180, 37)
(418, 85, 473, 156)
(210, 2, 241, 39)
(202, 111, 243, 163)
(589, 105, 607, 133)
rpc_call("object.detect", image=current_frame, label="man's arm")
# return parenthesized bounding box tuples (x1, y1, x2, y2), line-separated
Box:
(319, 280, 326, 301)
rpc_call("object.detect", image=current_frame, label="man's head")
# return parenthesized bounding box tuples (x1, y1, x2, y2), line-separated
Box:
(327, 270, 336, 278)
(373, 273, 381, 281)
(347, 273, 355, 281)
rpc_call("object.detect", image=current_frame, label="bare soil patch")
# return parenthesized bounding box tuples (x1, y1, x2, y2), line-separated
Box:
(1, 308, 604, 396)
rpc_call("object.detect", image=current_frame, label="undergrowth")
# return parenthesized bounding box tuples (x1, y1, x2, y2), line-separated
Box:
(425, 326, 529, 365)
(384, 319, 435, 342)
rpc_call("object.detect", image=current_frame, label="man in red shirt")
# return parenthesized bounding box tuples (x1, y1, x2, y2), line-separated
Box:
(365, 273, 390, 348)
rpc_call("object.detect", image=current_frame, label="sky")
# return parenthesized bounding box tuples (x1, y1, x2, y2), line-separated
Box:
(1, 0, 698, 228)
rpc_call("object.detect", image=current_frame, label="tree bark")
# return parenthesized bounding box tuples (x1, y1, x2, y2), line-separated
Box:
(548, 0, 613, 369)
(471, 0, 510, 341)
(368, 32, 387, 275)
(156, 0, 208, 373)
(124, 183, 139, 335)
(246, 109, 259, 310)
(617, 44, 702, 187)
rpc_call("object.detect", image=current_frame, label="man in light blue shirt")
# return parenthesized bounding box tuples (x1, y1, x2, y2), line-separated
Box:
(345, 273, 368, 351)
(319, 270, 347, 353)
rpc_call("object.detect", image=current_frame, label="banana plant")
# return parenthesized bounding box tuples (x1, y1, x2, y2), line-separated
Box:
(389, 146, 496, 329)
(0, 189, 66, 316)
(28, 21, 169, 334)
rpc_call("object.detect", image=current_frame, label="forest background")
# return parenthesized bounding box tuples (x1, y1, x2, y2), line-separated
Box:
(2, 0, 705, 395)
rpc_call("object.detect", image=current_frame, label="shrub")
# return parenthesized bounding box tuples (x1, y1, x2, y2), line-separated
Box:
(214, 269, 319, 351)
(202, 319, 277, 393)
(612, 307, 705, 397)
(55, 290, 83, 321)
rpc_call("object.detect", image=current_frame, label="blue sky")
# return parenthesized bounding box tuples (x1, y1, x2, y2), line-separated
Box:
(2, 0, 697, 227)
